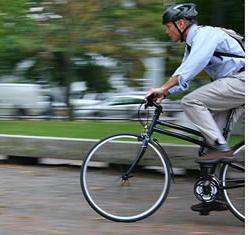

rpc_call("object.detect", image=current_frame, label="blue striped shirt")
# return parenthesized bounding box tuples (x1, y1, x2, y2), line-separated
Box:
(169, 24, 245, 94)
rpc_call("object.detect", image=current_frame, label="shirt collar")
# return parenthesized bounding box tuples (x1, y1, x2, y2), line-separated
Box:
(186, 24, 199, 46)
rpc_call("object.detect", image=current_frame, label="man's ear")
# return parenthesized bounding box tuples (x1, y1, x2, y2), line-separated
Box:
(177, 19, 186, 31)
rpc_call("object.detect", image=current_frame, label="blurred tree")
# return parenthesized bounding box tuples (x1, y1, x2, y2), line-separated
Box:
(193, 0, 244, 34)
(0, 0, 245, 107)
(0, 0, 39, 74)
(16, 0, 163, 118)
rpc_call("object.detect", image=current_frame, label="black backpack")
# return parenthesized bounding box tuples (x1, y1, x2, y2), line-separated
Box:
(213, 27, 245, 59)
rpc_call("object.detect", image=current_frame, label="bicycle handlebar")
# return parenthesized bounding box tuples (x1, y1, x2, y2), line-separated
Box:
(144, 93, 163, 112)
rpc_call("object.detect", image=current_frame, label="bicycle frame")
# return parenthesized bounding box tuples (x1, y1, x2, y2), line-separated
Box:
(123, 102, 244, 179)
(145, 104, 212, 149)
(146, 102, 244, 151)
(123, 104, 209, 178)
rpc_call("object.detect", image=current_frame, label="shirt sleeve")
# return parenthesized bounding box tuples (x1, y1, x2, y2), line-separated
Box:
(170, 27, 221, 94)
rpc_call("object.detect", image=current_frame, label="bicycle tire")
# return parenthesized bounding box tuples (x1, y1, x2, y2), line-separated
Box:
(221, 144, 245, 222)
(80, 133, 171, 222)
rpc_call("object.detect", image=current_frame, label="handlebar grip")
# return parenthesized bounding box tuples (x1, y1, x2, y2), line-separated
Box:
(144, 94, 162, 111)
(146, 92, 162, 102)
(145, 92, 164, 107)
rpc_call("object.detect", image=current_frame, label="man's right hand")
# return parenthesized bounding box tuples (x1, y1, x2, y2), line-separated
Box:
(145, 76, 179, 104)
(145, 87, 168, 104)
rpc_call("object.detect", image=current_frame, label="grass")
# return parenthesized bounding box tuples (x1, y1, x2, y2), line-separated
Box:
(0, 120, 141, 139)
(0, 120, 244, 146)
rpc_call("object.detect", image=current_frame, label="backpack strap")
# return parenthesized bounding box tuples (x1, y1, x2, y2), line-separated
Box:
(186, 44, 191, 54)
(213, 51, 245, 59)
(185, 43, 245, 60)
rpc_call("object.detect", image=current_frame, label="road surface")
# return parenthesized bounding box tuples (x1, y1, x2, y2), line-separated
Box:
(0, 163, 244, 235)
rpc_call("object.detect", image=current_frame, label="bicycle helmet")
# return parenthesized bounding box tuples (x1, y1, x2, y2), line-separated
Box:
(162, 3, 198, 24)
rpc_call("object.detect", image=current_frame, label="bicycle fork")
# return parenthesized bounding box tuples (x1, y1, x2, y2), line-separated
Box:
(121, 135, 150, 182)
(121, 107, 160, 182)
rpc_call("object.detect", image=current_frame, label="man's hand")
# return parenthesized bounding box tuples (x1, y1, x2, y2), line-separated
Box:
(145, 87, 168, 104)
(145, 76, 178, 104)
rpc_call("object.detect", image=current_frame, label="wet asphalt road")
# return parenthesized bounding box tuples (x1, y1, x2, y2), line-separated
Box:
(0, 163, 244, 235)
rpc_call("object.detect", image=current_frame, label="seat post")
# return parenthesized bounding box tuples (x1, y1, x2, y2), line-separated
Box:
(223, 109, 235, 140)
(198, 109, 235, 157)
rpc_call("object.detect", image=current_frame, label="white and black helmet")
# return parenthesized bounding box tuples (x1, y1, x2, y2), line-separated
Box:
(162, 3, 198, 24)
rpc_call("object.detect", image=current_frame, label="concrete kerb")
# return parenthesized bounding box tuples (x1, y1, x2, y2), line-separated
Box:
(0, 134, 244, 173)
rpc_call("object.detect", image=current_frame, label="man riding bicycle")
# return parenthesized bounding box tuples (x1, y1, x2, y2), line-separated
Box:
(146, 3, 245, 214)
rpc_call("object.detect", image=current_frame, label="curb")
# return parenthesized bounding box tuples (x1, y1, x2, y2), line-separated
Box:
(0, 134, 244, 171)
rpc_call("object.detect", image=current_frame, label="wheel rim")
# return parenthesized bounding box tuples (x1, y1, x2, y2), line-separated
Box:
(222, 145, 245, 221)
(81, 134, 170, 222)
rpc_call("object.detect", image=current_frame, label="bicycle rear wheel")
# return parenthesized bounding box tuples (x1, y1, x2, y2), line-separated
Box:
(221, 144, 245, 222)
(80, 133, 171, 222)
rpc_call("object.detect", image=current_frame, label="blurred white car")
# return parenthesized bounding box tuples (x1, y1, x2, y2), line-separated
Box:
(74, 95, 146, 118)
(70, 93, 106, 107)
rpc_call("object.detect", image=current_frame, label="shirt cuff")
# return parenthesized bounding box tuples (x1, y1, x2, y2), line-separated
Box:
(168, 86, 182, 94)
(172, 74, 189, 92)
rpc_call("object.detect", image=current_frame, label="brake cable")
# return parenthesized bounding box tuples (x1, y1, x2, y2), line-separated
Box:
(137, 102, 150, 131)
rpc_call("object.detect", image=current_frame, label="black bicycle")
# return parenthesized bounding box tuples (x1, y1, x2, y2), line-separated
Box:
(80, 98, 244, 222)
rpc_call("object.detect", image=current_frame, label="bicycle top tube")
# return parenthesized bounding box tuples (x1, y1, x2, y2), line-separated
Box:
(143, 98, 243, 150)
(143, 100, 215, 150)
(143, 100, 207, 145)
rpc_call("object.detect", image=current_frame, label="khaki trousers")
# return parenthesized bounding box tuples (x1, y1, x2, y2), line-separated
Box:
(181, 72, 245, 145)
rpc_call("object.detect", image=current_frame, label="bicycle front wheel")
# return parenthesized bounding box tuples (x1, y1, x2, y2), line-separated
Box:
(221, 144, 245, 222)
(80, 133, 171, 222)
